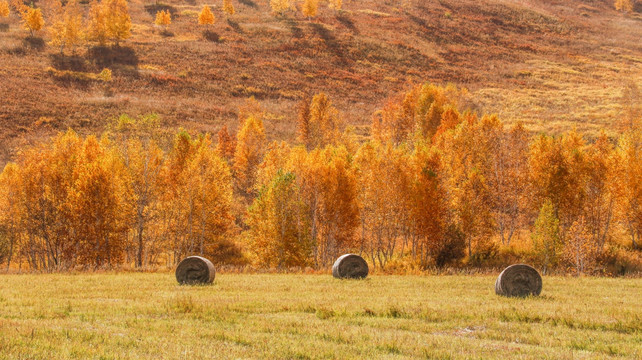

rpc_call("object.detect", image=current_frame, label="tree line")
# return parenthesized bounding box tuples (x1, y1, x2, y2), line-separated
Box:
(0, 83, 640, 274)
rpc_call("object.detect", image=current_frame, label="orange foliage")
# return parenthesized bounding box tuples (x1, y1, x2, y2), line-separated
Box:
(1, 82, 639, 273)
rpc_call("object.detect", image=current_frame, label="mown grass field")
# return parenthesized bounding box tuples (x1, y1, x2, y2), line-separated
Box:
(0, 273, 640, 359)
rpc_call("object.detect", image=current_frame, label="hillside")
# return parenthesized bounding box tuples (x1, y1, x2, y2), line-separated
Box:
(0, 0, 641, 164)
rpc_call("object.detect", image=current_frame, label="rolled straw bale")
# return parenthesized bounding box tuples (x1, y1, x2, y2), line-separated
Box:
(495, 264, 542, 297)
(332, 254, 369, 279)
(175, 256, 216, 285)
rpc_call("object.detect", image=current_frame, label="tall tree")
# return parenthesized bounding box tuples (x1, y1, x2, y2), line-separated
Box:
(563, 217, 598, 276)
(491, 122, 530, 245)
(296, 93, 342, 150)
(49, 0, 84, 55)
(354, 141, 409, 268)
(439, 114, 497, 260)
(233, 115, 266, 198)
(288, 146, 359, 267)
(583, 132, 617, 253)
(103, 0, 131, 45)
(0, 163, 22, 269)
(374, 83, 462, 145)
(86, 0, 108, 45)
(531, 199, 561, 274)
(615, 131, 642, 249)
(216, 125, 236, 162)
(246, 171, 311, 268)
(18, 130, 82, 270)
(528, 131, 586, 234)
(68, 136, 129, 268)
(408, 143, 457, 267)
(296, 95, 311, 146)
(184, 136, 235, 256)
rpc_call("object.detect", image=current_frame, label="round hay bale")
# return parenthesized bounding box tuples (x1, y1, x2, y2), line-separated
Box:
(175, 256, 215, 285)
(495, 264, 542, 297)
(332, 254, 369, 279)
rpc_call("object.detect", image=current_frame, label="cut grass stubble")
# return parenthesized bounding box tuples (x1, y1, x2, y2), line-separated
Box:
(0, 273, 640, 359)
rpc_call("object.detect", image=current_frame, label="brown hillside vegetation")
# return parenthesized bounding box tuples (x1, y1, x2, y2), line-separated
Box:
(0, 0, 640, 165)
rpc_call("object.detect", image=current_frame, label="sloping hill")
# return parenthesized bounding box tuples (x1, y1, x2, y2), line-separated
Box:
(0, 0, 640, 164)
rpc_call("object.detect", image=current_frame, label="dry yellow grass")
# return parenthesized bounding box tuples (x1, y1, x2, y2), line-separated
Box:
(0, 273, 640, 359)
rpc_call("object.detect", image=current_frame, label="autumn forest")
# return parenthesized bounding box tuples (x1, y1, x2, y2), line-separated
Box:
(0, 0, 641, 276)
(1, 83, 641, 275)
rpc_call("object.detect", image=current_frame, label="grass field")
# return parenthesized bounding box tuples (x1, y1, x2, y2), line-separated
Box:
(0, 273, 640, 359)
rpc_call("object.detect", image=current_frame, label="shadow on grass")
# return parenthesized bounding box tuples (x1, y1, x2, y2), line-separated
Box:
(23, 36, 46, 51)
(308, 23, 349, 64)
(238, 0, 258, 8)
(48, 71, 93, 91)
(336, 14, 359, 34)
(285, 18, 303, 38)
(227, 19, 244, 34)
(203, 30, 222, 43)
(160, 29, 175, 37)
(0, 23, 8, 32)
(87, 45, 139, 68)
(49, 54, 89, 71)
(144, 3, 178, 17)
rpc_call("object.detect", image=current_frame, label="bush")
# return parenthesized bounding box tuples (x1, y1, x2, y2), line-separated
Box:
(432, 224, 466, 268)
(46, 67, 112, 83)
(382, 257, 423, 274)
(600, 246, 642, 276)
(206, 238, 247, 267)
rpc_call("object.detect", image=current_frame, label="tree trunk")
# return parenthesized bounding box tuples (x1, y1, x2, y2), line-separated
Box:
(137, 223, 144, 268)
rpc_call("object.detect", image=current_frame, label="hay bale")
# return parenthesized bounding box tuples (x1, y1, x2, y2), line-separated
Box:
(495, 264, 542, 297)
(175, 256, 215, 285)
(332, 254, 369, 279)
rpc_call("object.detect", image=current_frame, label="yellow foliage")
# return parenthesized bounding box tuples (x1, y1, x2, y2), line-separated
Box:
(0, 1, 10, 18)
(98, 68, 112, 82)
(155, 10, 171, 28)
(104, 0, 131, 44)
(563, 218, 599, 276)
(49, 0, 84, 54)
(296, 93, 342, 150)
(46, 67, 112, 82)
(615, 0, 633, 12)
(329, 0, 342, 11)
(233, 115, 266, 197)
(198, 5, 215, 26)
(21, 7, 44, 36)
(86, 0, 108, 45)
(223, 0, 235, 15)
(302, 0, 318, 18)
(86, 0, 131, 45)
(246, 170, 311, 268)
(270, 0, 289, 14)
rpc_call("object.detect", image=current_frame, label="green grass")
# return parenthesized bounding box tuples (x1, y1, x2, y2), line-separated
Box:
(0, 273, 640, 359)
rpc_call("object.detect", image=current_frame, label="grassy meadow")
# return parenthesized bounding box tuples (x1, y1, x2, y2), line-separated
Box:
(0, 273, 640, 359)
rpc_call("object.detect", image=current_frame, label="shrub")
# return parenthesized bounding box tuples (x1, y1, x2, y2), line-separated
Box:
(600, 246, 642, 276)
